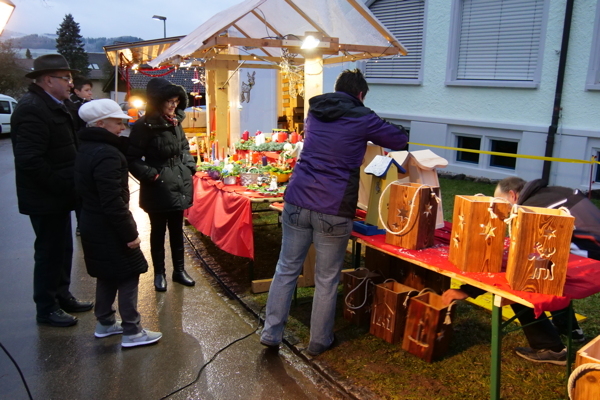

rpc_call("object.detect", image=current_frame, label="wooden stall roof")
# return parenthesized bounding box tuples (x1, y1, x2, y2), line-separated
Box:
(145, 0, 408, 68)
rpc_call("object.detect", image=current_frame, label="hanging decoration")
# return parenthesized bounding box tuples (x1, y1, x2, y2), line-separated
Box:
(240, 71, 256, 103)
(279, 48, 304, 99)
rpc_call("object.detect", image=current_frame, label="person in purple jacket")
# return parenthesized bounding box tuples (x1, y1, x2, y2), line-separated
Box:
(260, 69, 408, 356)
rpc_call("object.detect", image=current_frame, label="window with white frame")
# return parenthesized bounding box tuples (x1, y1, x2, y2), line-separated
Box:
(446, 0, 548, 88)
(364, 0, 425, 84)
(586, 2, 600, 90)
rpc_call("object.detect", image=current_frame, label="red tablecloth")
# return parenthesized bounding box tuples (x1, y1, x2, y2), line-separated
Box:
(185, 173, 283, 259)
(353, 225, 600, 317)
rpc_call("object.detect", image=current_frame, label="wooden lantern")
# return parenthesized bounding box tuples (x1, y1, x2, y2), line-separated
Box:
(448, 195, 511, 273)
(506, 206, 574, 296)
(385, 183, 440, 250)
(573, 334, 600, 399)
(342, 269, 384, 328)
(402, 291, 455, 363)
(370, 281, 417, 344)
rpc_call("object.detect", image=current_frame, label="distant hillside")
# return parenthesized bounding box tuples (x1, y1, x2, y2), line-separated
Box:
(2, 34, 144, 52)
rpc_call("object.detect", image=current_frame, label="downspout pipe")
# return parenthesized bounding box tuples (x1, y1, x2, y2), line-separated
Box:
(542, 0, 575, 182)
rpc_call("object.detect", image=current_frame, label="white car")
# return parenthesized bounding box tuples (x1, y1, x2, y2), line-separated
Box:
(0, 94, 18, 135)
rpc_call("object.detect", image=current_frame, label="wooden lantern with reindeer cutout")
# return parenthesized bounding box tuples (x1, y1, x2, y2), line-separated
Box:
(384, 183, 440, 250)
(448, 195, 511, 273)
(505, 205, 574, 296)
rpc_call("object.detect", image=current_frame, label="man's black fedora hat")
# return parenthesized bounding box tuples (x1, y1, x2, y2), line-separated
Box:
(25, 54, 80, 79)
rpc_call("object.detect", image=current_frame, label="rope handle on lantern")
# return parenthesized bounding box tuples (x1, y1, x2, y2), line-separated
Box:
(378, 182, 440, 236)
(403, 289, 421, 307)
(568, 363, 600, 399)
(344, 268, 377, 310)
(503, 204, 574, 239)
(444, 300, 458, 325)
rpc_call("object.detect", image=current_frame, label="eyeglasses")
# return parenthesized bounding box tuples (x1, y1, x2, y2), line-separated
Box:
(166, 100, 180, 106)
(50, 76, 73, 85)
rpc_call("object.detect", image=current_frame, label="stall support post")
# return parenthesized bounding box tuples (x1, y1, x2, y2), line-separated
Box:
(490, 294, 502, 400)
(303, 52, 323, 119)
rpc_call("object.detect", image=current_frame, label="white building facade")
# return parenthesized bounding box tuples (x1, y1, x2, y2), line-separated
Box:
(359, 0, 600, 190)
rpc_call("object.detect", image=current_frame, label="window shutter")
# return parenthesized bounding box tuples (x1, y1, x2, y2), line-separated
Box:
(366, 0, 425, 80)
(457, 0, 545, 81)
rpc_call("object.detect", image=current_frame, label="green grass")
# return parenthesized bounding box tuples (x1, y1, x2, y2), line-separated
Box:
(196, 177, 600, 399)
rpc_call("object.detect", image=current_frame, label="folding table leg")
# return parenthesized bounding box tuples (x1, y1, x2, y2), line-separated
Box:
(490, 294, 502, 400)
(565, 300, 573, 399)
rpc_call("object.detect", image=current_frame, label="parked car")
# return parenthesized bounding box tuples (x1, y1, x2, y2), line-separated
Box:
(0, 94, 18, 135)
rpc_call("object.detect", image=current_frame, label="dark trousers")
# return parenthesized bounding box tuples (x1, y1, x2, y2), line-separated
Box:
(511, 303, 580, 351)
(29, 213, 73, 315)
(95, 275, 141, 335)
(148, 210, 184, 275)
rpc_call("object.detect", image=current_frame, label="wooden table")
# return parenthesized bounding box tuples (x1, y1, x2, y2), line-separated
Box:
(352, 231, 600, 400)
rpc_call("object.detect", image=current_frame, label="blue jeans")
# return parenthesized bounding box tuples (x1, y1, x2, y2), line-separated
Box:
(261, 203, 353, 353)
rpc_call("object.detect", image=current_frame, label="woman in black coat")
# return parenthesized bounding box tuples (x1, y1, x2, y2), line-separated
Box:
(127, 78, 196, 291)
(75, 99, 161, 347)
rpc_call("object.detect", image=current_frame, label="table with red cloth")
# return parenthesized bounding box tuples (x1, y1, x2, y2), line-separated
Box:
(352, 222, 600, 400)
(185, 172, 283, 260)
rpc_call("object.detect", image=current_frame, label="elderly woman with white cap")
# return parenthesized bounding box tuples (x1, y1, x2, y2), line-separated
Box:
(75, 99, 162, 348)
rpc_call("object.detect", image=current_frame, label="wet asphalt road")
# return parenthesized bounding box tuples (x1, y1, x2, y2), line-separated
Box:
(0, 136, 346, 400)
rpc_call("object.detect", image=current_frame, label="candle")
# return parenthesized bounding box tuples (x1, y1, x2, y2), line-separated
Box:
(212, 143, 215, 160)
(291, 131, 298, 144)
(215, 140, 219, 160)
(262, 155, 267, 166)
(221, 148, 224, 160)
(242, 130, 249, 141)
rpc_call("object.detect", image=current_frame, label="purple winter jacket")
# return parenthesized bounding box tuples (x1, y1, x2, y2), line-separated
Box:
(284, 91, 408, 218)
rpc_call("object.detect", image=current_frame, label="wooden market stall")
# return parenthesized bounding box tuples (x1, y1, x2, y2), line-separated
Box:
(144, 0, 407, 155)
(103, 0, 409, 291)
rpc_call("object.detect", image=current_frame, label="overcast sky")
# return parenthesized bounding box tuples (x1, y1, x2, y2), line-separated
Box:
(6, 0, 242, 40)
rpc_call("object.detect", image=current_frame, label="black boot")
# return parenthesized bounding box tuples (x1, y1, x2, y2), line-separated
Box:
(154, 274, 167, 292)
(171, 234, 195, 286)
(172, 269, 195, 286)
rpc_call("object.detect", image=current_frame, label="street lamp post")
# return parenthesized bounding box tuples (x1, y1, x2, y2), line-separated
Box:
(0, 0, 16, 36)
(152, 15, 167, 38)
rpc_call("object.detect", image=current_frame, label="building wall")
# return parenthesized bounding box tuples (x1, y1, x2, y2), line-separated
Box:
(359, 0, 600, 190)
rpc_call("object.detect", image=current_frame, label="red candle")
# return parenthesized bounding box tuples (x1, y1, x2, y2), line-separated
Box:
(291, 132, 298, 144)
(242, 130, 249, 141)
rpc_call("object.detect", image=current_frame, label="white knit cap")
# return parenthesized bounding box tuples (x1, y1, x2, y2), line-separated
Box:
(79, 99, 131, 124)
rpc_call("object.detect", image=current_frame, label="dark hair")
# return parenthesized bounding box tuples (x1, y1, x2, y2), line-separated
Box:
(334, 69, 369, 99)
(72, 76, 92, 91)
(497, 176, 526, 195)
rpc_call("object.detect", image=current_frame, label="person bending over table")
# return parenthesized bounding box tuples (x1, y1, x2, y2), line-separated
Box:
(260, 69, 408, 356)
(443, 176, 600, 365)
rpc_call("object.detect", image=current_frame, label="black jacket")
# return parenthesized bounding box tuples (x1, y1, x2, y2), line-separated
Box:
(11, 83, 77, 215)
(127, 78, 195, 213)
(75, 127, 148, 280)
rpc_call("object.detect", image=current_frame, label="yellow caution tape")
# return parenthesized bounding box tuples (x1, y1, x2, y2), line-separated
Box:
(408, 142, 600, 165)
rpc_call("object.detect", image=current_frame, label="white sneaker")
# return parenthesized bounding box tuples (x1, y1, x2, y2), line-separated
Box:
(94, 321, 123, 338)
(121, 329, 162, 348)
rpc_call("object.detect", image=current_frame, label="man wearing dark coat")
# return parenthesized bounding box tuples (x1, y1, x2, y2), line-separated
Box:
(11, 54, 93, 327)
(76, 99, 162, 347)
